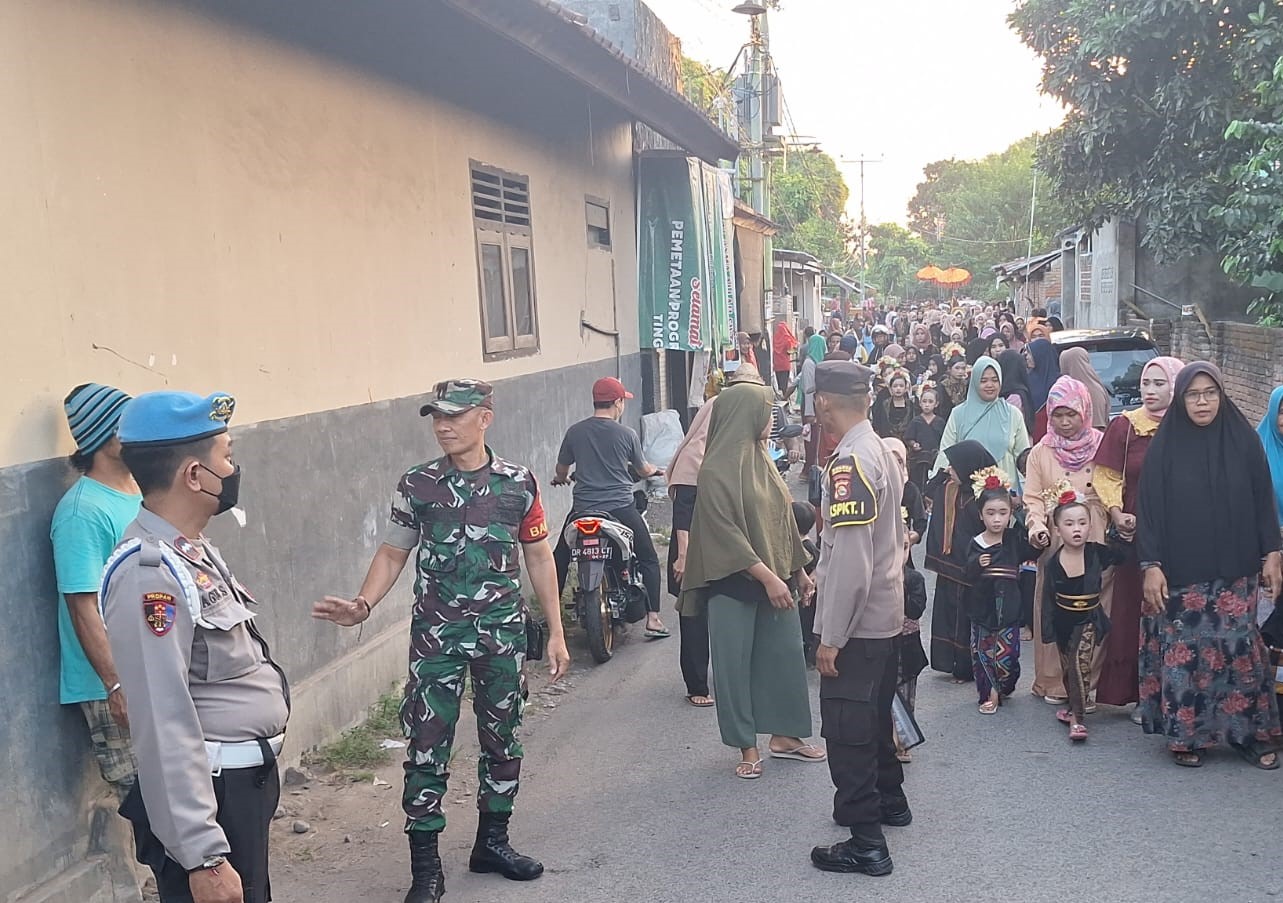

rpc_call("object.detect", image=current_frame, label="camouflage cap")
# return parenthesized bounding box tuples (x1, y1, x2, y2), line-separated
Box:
(419, 379, 494, 416)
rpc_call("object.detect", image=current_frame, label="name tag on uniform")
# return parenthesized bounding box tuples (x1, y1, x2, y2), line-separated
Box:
(828, 456, 877, 528)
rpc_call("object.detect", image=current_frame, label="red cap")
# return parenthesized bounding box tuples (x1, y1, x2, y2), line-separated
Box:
(592, 377, 634, 403)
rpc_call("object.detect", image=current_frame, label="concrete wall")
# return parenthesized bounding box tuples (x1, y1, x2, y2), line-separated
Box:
(1160, 318, 1283, 423)
(3, 355, 642, 902)
(1, 0, 649, 898)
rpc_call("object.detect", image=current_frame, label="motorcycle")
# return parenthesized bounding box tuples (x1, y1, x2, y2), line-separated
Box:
(563, 507, 648, 664)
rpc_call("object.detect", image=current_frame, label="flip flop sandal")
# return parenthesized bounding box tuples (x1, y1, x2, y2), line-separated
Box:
(769, 744, 828, 762)
(978, 700, 999, 715)
(735, 760, 764, 780)
(1232, 744, 1280, 770)
(1056, 708, 1073, 724)
(685, 695, 715, 707)
(644, 627, 672, 639)
(1172, 750, 1205, 768)
(1069, 723, 1088, 742)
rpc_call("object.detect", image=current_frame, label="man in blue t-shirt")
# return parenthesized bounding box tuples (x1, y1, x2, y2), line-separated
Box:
(49, 383, 141, 799)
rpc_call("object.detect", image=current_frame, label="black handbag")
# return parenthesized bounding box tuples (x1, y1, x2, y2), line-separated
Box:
(524, 614, 546, 662)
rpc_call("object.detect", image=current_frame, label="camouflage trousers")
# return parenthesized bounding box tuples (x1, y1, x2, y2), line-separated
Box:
(400, 650, 526, 833)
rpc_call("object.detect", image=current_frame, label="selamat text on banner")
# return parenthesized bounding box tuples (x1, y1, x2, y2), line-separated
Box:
(638, 156, 708, 352)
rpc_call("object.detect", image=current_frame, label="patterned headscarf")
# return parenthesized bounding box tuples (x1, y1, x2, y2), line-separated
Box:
(1039, 375, 1102, 471)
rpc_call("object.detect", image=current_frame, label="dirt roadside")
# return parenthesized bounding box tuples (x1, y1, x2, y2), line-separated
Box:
(271, 498, 673, 900)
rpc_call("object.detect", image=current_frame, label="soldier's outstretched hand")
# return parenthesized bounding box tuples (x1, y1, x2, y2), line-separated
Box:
(312, 595, 369, 627)
(547, 635, 571, 681)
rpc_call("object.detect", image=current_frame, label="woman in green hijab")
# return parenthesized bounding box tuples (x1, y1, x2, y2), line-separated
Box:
(680, 383, 824, 778)
(793, 333, 829, 472)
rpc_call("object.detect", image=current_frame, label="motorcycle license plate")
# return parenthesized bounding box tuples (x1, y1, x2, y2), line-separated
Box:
(578, 544, 612, 560)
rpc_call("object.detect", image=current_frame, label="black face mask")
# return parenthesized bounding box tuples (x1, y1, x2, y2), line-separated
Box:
(198, 463, 241, 515)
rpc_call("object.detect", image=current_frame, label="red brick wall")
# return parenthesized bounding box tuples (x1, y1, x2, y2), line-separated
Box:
(1161, 318, 1283, 422)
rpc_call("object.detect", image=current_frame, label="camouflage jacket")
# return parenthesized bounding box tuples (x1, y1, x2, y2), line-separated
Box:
(384, 450, 548, 657)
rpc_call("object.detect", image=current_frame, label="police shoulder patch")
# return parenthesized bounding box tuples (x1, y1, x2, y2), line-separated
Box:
(828, 455, 877, 528)
(143, 592, 177, 636)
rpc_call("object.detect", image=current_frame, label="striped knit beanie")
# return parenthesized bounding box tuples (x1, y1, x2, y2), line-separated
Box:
(64, 383, 131, 456)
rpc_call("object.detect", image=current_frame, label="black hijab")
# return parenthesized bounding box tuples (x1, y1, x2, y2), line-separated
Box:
(965, 337, 990, 365)
(997, 349, 1034, 432)
(1138, 362, 1281, 587)
(925, 440, 997, 581)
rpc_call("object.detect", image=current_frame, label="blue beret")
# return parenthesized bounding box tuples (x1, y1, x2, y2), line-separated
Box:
(118, 391, 236, 447)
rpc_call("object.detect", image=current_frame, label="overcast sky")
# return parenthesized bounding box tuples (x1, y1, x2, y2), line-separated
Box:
(642, 0, 1065, 226)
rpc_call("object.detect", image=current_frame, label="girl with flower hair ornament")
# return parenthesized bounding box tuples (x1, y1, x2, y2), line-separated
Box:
(964, 467, 1030, 713)
(1039, 484, 1125, 741)
(1023, 375, 1110, 706)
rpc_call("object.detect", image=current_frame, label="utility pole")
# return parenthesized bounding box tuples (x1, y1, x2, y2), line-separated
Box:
(841, 156, 881, 309)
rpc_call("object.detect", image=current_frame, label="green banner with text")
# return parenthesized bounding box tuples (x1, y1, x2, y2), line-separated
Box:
(638, 156, 708, 352)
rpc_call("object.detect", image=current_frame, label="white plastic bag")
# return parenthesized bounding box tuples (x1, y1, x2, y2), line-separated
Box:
(641, 410, 684, 491)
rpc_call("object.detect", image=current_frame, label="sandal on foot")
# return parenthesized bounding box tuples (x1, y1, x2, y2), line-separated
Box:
(1232, 743, 1280, 771)
(1172, 750, 1204, 768)
(769, 743, 827, 762)
(1069, 723, 1088, 742)
(1056, 708, 1073, 725)
(978, 700, 999, 715)
(644, 627, 671, 639)
(685, 695, 715, 707)
(735, 759, 764, 780)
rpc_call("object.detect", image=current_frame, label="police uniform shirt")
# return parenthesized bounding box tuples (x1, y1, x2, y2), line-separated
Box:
(814, 420, 906, 648)
(101, 507, 289, 870)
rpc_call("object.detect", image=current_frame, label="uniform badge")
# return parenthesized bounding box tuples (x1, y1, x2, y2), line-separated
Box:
(143, 592, 176, 636)
(828, 456, 878, 528)
(174, 536, 201, 562)
(195, 571, 214, 591)
(209, 395, 236, 422)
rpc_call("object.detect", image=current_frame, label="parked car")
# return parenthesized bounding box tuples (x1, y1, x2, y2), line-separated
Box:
(1050, 327, 1159, 417)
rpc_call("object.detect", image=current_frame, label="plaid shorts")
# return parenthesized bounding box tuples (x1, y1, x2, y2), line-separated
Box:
(80, 699, 138, 795)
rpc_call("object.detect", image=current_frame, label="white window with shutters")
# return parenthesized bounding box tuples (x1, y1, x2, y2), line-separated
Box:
(471, 163, 539, 357)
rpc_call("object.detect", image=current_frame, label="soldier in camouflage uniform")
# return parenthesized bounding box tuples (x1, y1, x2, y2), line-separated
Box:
(314, 379, 569, 903)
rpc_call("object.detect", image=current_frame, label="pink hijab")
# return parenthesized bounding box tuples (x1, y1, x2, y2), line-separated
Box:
(668, 401, 715, 489)
(1039, 375, 1103, 471)
(1139, 356, 1185, 422)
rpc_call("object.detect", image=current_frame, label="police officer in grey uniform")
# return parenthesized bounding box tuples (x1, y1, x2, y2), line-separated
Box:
(101, 391, 289, 903)
(808, 361, 909, 877)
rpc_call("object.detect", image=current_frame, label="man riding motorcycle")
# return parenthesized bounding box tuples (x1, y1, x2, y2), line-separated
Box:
(552, 378, 668, 638)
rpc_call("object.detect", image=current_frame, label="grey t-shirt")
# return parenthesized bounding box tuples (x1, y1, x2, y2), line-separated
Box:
(558, 416, 646, 513)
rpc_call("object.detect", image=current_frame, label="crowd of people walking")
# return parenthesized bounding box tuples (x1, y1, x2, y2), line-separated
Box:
(668, 298, 1283, 877)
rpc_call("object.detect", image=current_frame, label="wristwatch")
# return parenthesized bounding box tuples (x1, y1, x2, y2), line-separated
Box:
(1139, 561, 1162, 570)
(191, 855, 228, 872)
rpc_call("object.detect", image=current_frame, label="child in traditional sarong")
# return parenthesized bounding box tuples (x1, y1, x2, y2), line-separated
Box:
(964, 467, 1025, 714)
(1040, 486, 1124, 742)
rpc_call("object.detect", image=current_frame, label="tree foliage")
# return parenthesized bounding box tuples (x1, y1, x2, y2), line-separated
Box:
(903, 136, 1071, 299)
(865, 223, 932, 300)
(769, 150, 856, 273)
(1215, 9, 1283, 318)
(1009, 0, 1283, 264)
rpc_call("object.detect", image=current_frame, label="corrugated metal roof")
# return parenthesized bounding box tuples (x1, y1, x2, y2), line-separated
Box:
(992, 249, 1061, 280)
(443, 0, 740, 164)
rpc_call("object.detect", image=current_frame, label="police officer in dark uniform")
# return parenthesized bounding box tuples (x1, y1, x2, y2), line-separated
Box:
(313, 379, 570, 903)
(101, 391, 289, 903)
(808, 361, 910, 877)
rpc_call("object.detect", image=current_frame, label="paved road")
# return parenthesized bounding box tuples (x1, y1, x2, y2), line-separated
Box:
(437, 566, 1282, 903)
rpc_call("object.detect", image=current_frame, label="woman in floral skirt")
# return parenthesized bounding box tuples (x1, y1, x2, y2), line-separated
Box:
(1137, 362, 1283, 769)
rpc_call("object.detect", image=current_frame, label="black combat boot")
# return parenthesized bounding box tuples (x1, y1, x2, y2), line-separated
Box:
(468, 812, 544, 881)
(404, 831, 446, 903)
(880, 797, 913, 827)
(810, 832, 894, 876)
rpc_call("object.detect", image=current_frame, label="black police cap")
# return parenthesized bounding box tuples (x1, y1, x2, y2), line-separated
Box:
(815, 360, 873, 396)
